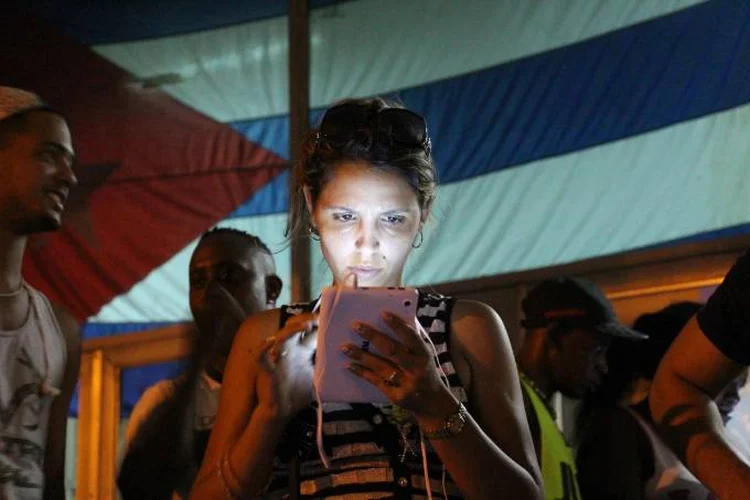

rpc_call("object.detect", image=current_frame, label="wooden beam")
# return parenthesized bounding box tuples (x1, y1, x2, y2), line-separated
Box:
(82, 322, 193, 367)
(289, 0, 311, 302)
(76, 350, 120, 500)
(432, 233, 750, 296)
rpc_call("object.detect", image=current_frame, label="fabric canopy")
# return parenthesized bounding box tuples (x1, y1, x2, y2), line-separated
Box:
(4, 0, 750, 416)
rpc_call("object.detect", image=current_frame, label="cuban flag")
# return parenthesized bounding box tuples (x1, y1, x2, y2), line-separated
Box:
(5, 0, 750, 423)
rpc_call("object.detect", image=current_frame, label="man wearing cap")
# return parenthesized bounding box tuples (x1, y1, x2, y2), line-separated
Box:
(0, 87, 80, 499)
(516, 277, 646, 500)
(650, 249, 750, 499)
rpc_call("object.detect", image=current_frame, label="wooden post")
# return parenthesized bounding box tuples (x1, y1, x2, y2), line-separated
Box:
(289, 0, 311, 303)
(76, 350, 120, 499)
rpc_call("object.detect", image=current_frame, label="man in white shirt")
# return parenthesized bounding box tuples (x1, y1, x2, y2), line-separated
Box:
(118, 228, 281, 499)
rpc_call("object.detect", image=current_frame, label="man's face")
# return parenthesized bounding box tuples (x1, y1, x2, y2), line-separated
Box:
(0, 111, 77, 234)
(548, 327, 610, 399)
(188, 234, 277, 356)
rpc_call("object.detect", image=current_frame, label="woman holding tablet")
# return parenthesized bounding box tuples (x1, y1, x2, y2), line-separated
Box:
(191, 98, 542, 499)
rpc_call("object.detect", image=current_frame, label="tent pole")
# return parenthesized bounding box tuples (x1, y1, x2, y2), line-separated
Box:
(289, 0, 311, 304)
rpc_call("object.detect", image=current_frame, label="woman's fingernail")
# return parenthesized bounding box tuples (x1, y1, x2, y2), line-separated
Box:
(347, 363, 360, 374)
(382, 311, 393, 320)
(341, 344, 354, 355)
(353, 322, 365, 334)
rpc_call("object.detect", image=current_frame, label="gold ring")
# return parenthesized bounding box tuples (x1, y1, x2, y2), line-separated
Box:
(384, 370, 400, 387)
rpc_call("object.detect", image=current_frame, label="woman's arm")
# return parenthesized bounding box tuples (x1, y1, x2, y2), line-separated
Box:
(420, 299, 543, 499)
(345, 300, 542, 499)
(191, 309, 316, 498)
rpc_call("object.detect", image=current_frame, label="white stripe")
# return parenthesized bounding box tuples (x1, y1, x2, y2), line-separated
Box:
(428, 319, 447, 334)
(300, 467, 393, 495)
(417, 302, 446, 317)
(323, 403, 353, 413)
(311, 104, 750, 292)
(451, 386, 468, 403)
(299, 457, 390, 475)
(93, 0, 703, 122)
(94, 105, 750, 322)
(323, 420, 373, 435)
(433, 342, 448, 356)
(331, 442, 384, 459)
(440, 362, 456, 376)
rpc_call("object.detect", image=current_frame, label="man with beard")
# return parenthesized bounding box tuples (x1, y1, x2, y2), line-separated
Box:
(118, 228, 281, 499)
(516, 277, 646, 500)
(0, 87, 80, 499)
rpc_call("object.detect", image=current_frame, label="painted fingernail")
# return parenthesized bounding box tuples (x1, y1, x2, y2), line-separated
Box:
(347, 363, 361, 374)
(353, 322, 365, 334)
(382, 311, 393, 320)
(341, 344, 355, 355)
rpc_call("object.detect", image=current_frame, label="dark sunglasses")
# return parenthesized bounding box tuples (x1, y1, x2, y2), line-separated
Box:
(315, 102, 431, 155)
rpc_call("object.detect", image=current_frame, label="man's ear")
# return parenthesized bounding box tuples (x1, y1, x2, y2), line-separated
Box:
(266, 275, 283, 303)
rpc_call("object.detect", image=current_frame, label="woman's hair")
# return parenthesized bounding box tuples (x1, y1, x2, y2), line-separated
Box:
(286, 97, 437, 240)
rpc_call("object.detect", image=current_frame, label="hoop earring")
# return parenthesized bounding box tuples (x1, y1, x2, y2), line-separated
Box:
(309, 224, 320, 241)
(412, 229, 423, 249)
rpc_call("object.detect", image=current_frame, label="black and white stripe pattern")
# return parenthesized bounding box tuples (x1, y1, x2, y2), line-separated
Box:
(262, 290, 465, 499)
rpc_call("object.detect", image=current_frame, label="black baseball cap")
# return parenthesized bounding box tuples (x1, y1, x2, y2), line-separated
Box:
(521, 277, 647, 340)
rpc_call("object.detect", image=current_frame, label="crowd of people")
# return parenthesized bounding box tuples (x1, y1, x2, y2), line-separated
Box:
(1, 85, 749, 499)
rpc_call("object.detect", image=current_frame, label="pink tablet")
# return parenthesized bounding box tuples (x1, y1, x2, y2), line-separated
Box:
(315, 286, 419, 404)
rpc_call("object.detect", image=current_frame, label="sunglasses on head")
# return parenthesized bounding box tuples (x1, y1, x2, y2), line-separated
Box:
(315, 102, 431, 155)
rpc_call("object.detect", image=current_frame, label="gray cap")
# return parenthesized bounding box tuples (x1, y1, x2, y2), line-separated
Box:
(0, 86, 46, 122)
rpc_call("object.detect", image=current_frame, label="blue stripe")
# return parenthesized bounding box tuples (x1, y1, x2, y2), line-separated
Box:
(401, 0, 750, 184)
(228, 110, 325, 218)
(639, 222, 750, 251)
(69, 360, 187, 417)
(20, 0, 346, 45)
(82, 321, 180, 340)
(229, 0, 750, 218)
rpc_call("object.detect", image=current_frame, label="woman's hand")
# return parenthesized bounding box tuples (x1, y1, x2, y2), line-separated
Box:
(254, 314, 318, 421)
(341, 311, 456, 417)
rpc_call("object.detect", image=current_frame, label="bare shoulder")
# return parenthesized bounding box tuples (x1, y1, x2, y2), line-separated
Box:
(450, 299, 507, 342)
(449, 299, 515, 369)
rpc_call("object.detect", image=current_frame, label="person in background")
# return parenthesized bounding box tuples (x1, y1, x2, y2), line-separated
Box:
(0, 86, 81, 500)
(118, 228, 282, 499)
(577, 302, 747, 499)
(191, 98, 542, 499)
(516, 277, 647, 500)
(650, 250, 750, 499)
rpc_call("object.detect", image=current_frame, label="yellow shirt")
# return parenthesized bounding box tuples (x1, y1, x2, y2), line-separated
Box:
(521, 378, 582, 500)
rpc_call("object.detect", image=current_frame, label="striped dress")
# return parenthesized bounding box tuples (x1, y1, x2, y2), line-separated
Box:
(261, 290, 467, 499)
